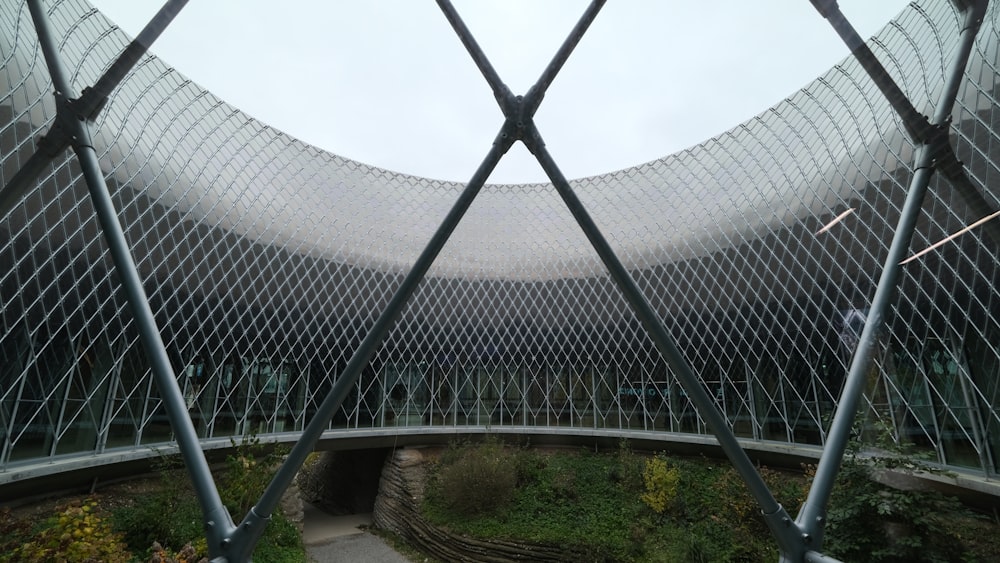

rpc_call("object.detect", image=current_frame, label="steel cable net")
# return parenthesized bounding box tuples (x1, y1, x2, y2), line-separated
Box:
(1, 0, 999, 479)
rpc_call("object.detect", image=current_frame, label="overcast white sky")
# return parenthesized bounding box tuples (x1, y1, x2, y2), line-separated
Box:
(90, 1, 911, 184)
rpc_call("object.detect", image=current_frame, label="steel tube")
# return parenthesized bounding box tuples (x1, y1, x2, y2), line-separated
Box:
(527, 128, 804, 558)
(436, 0, 509, 107)
(25, 0, 234, 554)
(2, 0, 188, 212)
(932, 1, 988, 121)
(78, 0, 190, 119)
(804, 550, 845, 563)
(227, 4, 608, 555)
(811, 0, 929, 140)
(796, 157, 935, 543)
(797, 1, 988, 547)
(926, 1, 1000, 246)
(222, 130, 515, 562)
(814, 0, 1000, 247)
(522, 0, 605, 117)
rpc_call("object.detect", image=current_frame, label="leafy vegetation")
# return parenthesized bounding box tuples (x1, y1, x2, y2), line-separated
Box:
(434, 436, 518, 517)
(1, 435, 305, 563)
(110, 454, 206, 556)
(421, 437, 1000, 562)
(3, 499, 131, 563)
(424, 439, 807, 561)
(822, 424, 1000, 563)
(640, 453, 680, 515)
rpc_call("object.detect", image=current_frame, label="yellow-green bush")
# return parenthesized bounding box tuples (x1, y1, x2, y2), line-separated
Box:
(640, 454, 679, 514)
(13, 499, 131, 563)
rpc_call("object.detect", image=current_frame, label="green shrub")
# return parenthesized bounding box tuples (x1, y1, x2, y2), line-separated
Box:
(821, 423, 994, 563)
(112, 435, 301, 562)
(418, 442, 997, 563)
(111, 455, 203, 556)
(218, 434, 305, 563)
(640, 454, 680, 514)
(550, 467, 578, 501)
(824, 451, 977, 562)
(218, 435, 305, 562)
(512, 446, 547, 486)
(611, 438, 643, 492)
(251, 513, 307, 563)
(14, 499, 131, 563)
(433, 439, 517, 517)
(220, 433, 288, 518)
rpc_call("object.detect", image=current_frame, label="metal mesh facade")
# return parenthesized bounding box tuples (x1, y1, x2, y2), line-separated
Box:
(2, 0, 1000, 482)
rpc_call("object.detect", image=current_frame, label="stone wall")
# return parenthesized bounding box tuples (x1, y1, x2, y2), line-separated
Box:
(373, 448, 579, 562)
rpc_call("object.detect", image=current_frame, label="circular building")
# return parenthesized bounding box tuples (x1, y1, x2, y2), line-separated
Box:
(1, 0, 999, 491)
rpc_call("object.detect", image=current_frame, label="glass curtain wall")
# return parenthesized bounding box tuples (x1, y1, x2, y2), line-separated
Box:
(1, 0, 999, 482)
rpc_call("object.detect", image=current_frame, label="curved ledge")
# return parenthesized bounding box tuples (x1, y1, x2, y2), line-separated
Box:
(4, 426, 998, 512)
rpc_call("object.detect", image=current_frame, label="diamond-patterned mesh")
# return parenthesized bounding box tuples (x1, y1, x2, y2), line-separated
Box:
(2, 0, 1000, 481)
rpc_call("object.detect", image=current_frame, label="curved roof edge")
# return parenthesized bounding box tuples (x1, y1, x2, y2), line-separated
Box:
(32, 0, 938, 280)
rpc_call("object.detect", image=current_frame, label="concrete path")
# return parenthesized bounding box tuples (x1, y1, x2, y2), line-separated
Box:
(303, 503, 412, 563)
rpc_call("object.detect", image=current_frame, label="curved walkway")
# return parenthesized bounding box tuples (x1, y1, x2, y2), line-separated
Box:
(303, 503, 410, 563)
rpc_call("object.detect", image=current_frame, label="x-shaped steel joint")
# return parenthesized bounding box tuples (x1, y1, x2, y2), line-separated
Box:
(38, 87, 114, 156)
(1, 0, 188, 214)
(809, 0, 1000, 247)
(799, 0, 993, 555)
(22, 1, 991, 560)
(492, 92, 547, 156)
(438, 0, 810, 560)
(435, 0, 602, 155)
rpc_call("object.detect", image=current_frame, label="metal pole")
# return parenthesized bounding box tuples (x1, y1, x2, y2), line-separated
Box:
(220, 128, 515, 562)
(436, 0, 605, 121)
(1, 337, 34, 466)
(916, 342, 947, 461)
(797, 1, 988, 548)
(951, 334, 993, 475)
(77, 0, 190, 119)
(25, 0, 234, 554)
(435, 0, 509, 108)
(747, 364, 761, 440)
(51, 350, 77, 457)
(2, 0, 189, 212)
(96, 341, 123, 455)
(526, 130, 805, 558)
(808, 0, 929, 141)
(805, 550, 845, 563)
(220, 5, 609, 556)
(797, 153, 934, 546)
(442, 5, 814, 551)
(808, 0, 1000, 247)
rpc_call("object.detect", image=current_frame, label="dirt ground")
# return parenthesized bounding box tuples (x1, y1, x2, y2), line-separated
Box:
(5, 474, 162, 523)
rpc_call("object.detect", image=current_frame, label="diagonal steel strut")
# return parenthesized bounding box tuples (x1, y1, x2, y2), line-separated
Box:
(797, 0, 990, 559)
(24, 0, 991, 561)
(437, 0, 811, 559)
(1, 0, 189, 214)
(219, 2, 610, 560)
(808, 0, 1000, 248)
(23, 0, 234, 555)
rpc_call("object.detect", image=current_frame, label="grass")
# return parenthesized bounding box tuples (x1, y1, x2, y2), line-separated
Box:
(420, 439, 1000, 562)
(431, 450, 643, 557)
